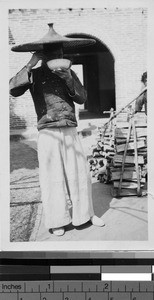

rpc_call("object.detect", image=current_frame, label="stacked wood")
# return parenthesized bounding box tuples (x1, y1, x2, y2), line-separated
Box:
(111, 111, 147, 197)
(92, 121, 115, 160)
(88, 117, 116, 182)
(88, 129, 105, 179)
(100, 118, 116, 159)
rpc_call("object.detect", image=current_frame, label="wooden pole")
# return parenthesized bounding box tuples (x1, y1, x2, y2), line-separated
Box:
(104, 87, 147, 126)
(117, 121, 132, 197)
(132, 119, 141, 196)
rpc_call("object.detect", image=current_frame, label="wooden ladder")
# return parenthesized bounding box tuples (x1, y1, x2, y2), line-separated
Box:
(117, 118, 141, 197)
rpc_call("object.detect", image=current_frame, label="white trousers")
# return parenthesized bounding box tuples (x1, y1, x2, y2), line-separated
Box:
(38, 127, 94, 229)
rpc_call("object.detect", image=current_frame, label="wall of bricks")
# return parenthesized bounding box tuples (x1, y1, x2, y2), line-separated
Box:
(9, 7, 147, 130)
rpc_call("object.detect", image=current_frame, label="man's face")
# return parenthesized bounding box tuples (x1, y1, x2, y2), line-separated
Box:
(41, 47, 63, 64)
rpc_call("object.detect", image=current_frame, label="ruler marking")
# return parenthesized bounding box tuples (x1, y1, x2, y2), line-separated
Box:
(1, 280, 154, 298)
(82, 282, 83, 292)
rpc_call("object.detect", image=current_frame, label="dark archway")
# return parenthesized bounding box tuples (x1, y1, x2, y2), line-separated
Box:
(65, 34, 115, 119)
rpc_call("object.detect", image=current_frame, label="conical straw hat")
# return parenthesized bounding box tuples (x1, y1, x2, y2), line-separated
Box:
(11, 23, 96, 52)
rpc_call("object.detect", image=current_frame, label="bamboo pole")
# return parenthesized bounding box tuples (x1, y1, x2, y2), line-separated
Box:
(104, 87, 147, 126)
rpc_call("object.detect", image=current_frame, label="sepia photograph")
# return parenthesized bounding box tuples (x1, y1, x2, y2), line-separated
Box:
(1, 0, 154, 251)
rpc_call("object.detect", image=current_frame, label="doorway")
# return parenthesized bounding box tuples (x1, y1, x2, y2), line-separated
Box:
(65, 34, 115, 119)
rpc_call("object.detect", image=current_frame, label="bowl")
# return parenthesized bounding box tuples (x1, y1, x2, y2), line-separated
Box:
(47, 58, 72, 71)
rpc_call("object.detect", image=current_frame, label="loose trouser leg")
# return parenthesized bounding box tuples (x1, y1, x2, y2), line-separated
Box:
(37, 128, 71, 229)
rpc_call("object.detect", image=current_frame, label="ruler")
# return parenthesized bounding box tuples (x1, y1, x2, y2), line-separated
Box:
(0, 280, 154, 300)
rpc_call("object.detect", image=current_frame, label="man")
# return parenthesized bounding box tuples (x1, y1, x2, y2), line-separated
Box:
(135, 71, 147, 115)
(10, 24, 105, 236)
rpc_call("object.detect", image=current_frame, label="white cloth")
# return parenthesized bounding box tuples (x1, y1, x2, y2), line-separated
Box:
(38, 127, 94, 228)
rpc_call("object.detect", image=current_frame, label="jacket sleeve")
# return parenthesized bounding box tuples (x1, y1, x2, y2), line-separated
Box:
(66, 70, 87, 104)
(9, 66, 32, 97)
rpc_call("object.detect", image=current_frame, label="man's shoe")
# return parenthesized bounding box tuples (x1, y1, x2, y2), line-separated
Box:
(52, 227, 65, 236)
(90, 215, 105, 227)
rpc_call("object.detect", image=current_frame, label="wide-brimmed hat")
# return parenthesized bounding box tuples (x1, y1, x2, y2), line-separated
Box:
(11, 23, 96, 52)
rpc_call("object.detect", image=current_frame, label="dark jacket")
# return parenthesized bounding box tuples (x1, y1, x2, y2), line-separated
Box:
(9, 65, 87, 130)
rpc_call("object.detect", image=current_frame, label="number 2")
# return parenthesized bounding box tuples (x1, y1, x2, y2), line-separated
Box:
(105, 283, 109, 289)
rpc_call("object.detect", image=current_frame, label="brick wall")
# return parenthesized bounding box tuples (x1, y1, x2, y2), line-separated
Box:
(9, 7, 147, 130)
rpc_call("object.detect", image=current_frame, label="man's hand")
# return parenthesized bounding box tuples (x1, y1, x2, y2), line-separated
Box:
(52, 68, 75, 94)
(26, 52, 45, 72)
(52, 68, 72, 83)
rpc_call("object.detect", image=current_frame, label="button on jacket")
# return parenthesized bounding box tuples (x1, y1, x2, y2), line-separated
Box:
(9, 65, 87, 130)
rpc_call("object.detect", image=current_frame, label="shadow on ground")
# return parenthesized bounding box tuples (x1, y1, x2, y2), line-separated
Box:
(92, 181, 113, 217)
(10, 140, 40, 242)
(10, 141, 39, 172)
